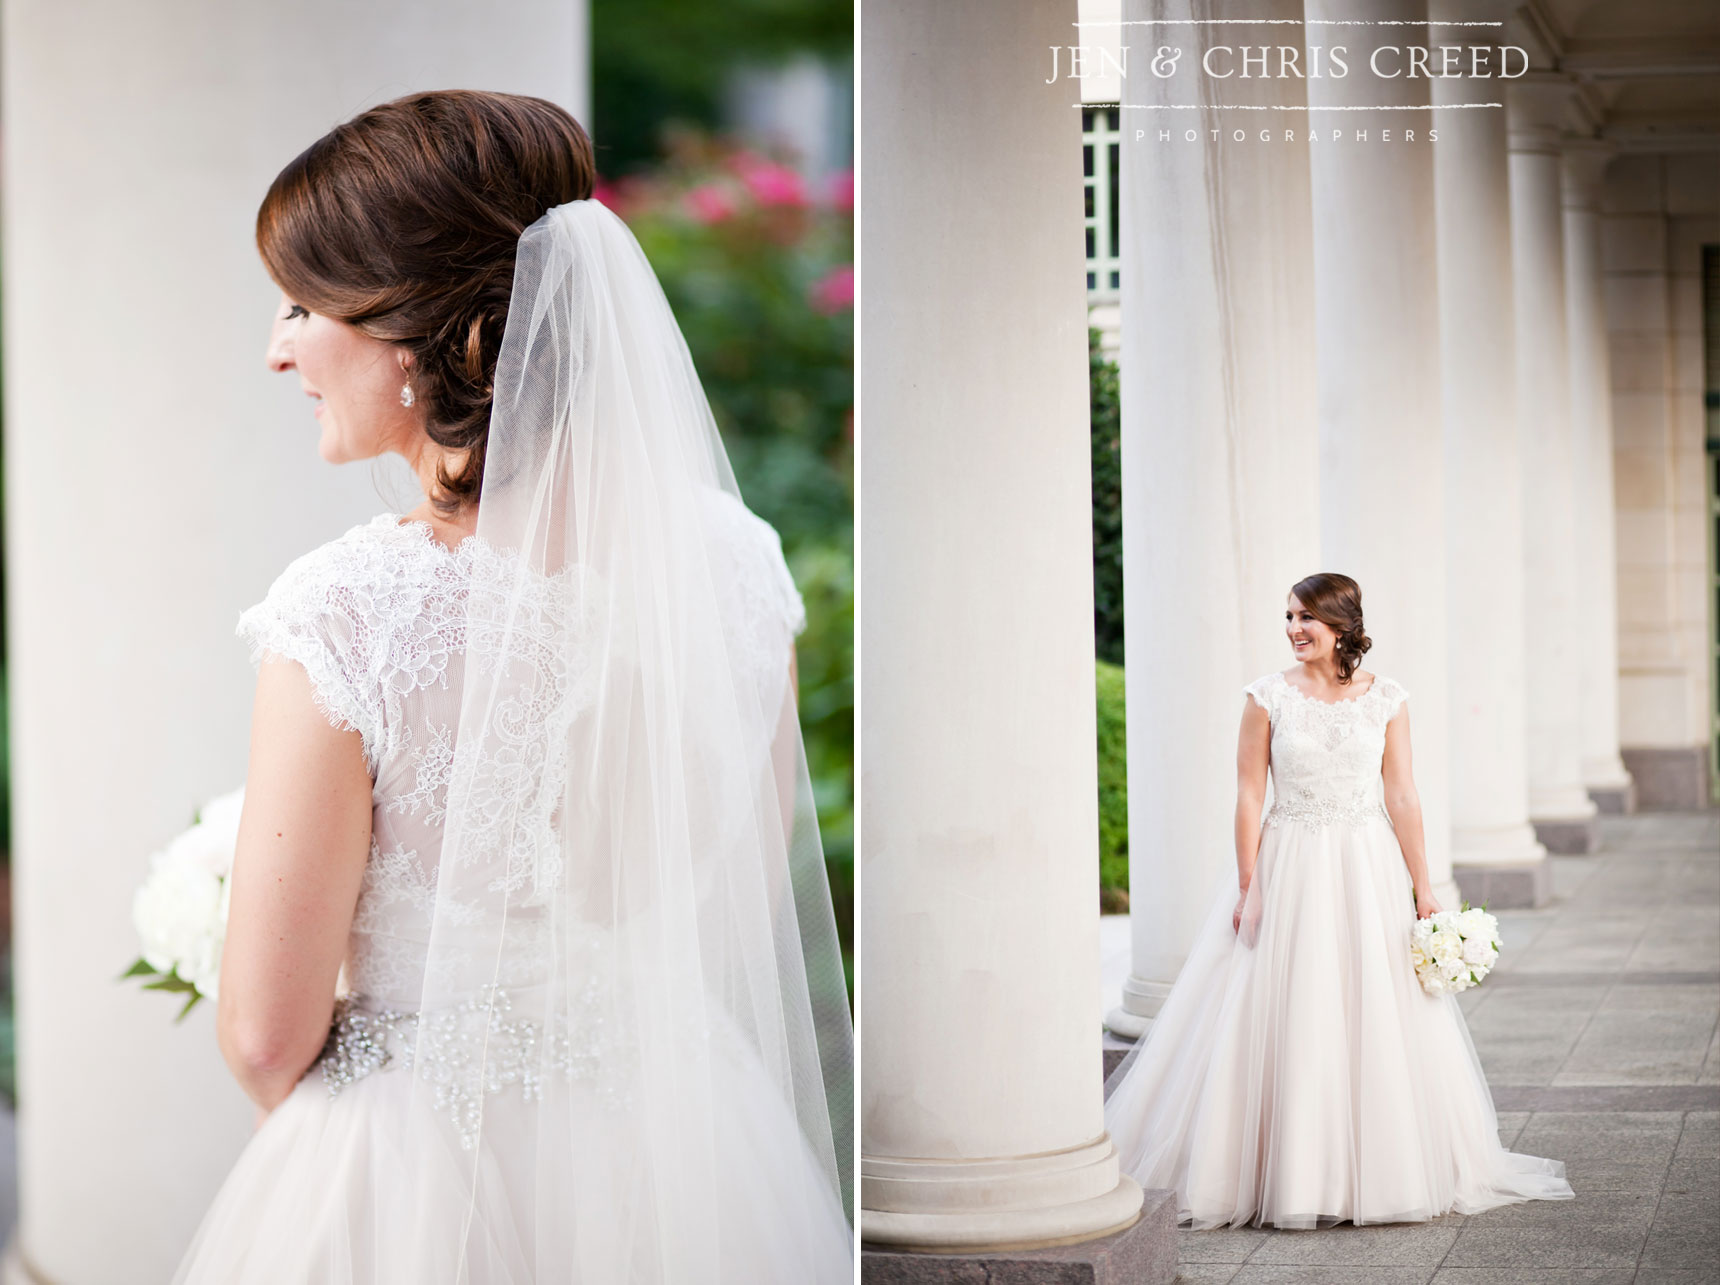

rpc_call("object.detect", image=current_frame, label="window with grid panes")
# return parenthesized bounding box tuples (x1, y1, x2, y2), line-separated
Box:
(1083, 105, 1121, 303)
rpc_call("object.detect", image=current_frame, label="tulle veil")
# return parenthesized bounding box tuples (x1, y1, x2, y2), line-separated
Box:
(391, 197, 853, 1277)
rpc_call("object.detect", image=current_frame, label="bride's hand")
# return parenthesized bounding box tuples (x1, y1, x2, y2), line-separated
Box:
(1233, 892, 1247, 933)
(1414, 886, 1442, 919)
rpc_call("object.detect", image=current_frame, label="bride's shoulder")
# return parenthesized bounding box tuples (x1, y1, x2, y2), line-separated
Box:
(1241, 670, 1287, 712)
(268, 514, 417, 589)
(699, 488, 805, 637)
(1365, 672, 1410, 714)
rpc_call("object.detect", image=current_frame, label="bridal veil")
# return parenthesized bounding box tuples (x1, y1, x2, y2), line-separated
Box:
(388, 197, 852, 1276)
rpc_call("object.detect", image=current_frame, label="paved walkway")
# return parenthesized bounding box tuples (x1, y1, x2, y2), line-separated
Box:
(1106, 810, 1720, 1284)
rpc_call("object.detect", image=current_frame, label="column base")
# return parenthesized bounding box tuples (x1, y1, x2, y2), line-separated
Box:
(1621, 747, 1713, 811)
(1103, 974, 1170, 1041)
(1453, 856, 1552, 908)
(1588, 781, 1636, 815)
(1531, 813, 1599, 854)
(862, 1187, 1176, 1285)
(1102, 1005, 1149, 1041)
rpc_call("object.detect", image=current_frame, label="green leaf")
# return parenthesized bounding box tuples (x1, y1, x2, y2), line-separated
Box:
(142, 974, 199, 995)
(120, 958, 159, 979)
(175, 992, 203, 1022)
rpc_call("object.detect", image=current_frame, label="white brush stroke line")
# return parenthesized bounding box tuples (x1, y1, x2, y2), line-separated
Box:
(1072, 18, 1503, 25)
(1092, 102, 1503, 110)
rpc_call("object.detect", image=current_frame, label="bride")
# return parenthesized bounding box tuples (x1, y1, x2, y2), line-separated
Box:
(1103, 572, 1573, 1230)
(174, 91, 852, 1282)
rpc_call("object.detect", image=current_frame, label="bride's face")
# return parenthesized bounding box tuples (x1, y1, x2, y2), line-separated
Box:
(1285, 595, 1336, 664)
(265, 292, 419, 465)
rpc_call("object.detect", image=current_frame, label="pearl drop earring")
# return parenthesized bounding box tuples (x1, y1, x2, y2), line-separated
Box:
(400, 383, 415, 409)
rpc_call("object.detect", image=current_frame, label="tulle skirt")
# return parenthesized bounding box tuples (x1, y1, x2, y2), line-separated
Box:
(1103, 813, 1574, 1230)
(172, 1019, 853, 1283)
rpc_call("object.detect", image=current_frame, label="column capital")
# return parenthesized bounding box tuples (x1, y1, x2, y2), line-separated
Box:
(1508, 75, 1579, 154)
(1561, 138, 1617, 210)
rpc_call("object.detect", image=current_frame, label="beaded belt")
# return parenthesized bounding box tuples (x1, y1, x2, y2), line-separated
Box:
(1263, 796, 1390, 828)
(314, 985, 631, 1149)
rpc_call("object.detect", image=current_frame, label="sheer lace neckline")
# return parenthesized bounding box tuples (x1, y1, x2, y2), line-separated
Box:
(388, 513, 484, 558)
(1275, 670, 1377, 707)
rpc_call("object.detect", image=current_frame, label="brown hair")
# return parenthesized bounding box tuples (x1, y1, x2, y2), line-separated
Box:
(1290, 572, 1372, 684)
(256, 90, 596, 514)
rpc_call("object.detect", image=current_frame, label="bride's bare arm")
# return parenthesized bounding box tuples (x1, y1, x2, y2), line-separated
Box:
(1234, 698, 1270, 928)
(217, 659, 372, 1113)
(1381, 701, 1440, 917)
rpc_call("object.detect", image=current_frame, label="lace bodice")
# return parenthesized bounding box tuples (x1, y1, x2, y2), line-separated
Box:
(236, 499, 806, 1012)
(1243, 671, 1408, 828)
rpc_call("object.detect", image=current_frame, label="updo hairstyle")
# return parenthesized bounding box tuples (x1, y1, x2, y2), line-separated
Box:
(255, 90, 596, 514)
(1289, 572, 1372, 684)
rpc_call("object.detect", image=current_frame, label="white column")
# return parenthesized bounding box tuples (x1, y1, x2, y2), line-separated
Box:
(859, 0, 1143, 1252)
(0, 5, 587, 1283)
(1305, 0, 1458, 907)
(1562, 140, 1636, 814)
(1432, 0, 1552, 907)
(1507, 76, 1600, 852)
(1105, 0, 1320, 1040)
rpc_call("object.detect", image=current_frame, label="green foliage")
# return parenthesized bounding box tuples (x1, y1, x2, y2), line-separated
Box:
(123, 958, 204, 1021)
(604, 137, 853, 973)
(1091, 332, 1124, 667)
(593, 0, 851, 176)
(1097, 660, 1129, 912)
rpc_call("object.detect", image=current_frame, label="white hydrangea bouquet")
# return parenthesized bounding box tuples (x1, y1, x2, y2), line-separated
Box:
(122, 787, 245, 1020)
(1411, 904, 1501, 996)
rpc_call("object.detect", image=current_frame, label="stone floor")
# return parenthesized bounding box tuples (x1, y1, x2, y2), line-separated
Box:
(1108, 810, 1720, 1285)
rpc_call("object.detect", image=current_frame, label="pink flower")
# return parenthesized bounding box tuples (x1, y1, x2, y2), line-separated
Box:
(809, 265, 854, 315)
(592, 178, 642, 218)
(824, 169, 854, 212)
(684, 184, 736, 224)
(733, 155, 808, 208)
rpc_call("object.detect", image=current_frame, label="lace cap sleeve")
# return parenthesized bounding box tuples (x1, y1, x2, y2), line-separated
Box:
(1373, 675, 1409, 720)
(704, 489, 807, 641)
(235, 529, 385, 769)
(1242, 673, 1279, 719)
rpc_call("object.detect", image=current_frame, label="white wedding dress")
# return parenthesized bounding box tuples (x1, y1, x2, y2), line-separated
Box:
(172, 507, 853, 1283)
(1102, 671, 1573, 1229)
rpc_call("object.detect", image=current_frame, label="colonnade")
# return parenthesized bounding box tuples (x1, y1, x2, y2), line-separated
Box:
(1108, 5, 1651, 1056)
(858, 0, 1676, 1270)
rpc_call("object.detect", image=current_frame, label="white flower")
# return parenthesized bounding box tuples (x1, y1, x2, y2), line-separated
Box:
(1462, 935, 1495, 968)
(167, 788, 245, 878)
(132, 849, 224, 979)
(1438, 955, 1466, 981)
(1456, 907, 1493, 941)
(1430, 931, 1463, 965)
(130, 788, 244, 1006)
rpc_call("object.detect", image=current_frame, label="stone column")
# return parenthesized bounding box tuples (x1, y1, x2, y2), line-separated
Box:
(0, 4, 587, 1283)
(1104, 0, 1321, 1041)
(1507, 76, 1600, 852)
(859, 0, 1147, 1257)
(1305, 0, 1459, 906)
(1432, 0, 1552, 908)
(1604, 153, 1719, 810)
(1562, 140, 1636, 814)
